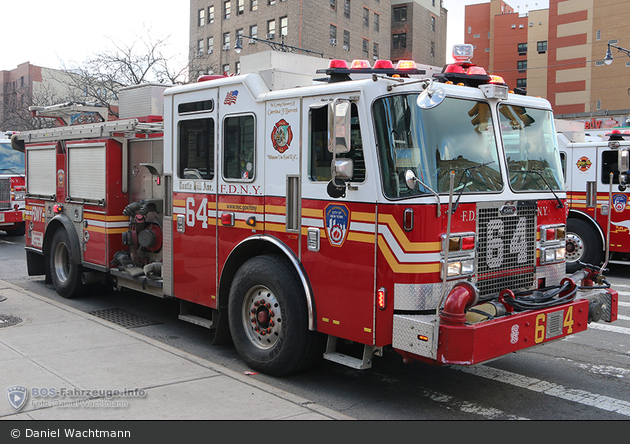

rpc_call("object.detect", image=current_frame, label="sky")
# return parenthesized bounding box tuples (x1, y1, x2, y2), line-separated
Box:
(0, 0, 549, 72)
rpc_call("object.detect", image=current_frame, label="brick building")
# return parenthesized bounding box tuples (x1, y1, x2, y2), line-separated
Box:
(189, 0, 447, 78)
(0, 63, 81, 131)
(465, 0, 630, 122)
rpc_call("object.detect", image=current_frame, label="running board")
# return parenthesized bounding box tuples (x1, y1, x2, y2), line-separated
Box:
(323, 336, 381, 370)
(178, 301, 215, 329)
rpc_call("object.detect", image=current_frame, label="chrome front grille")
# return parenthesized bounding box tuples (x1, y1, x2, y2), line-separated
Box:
(0, 178, 10, 210)
(476, 201, 537, 299)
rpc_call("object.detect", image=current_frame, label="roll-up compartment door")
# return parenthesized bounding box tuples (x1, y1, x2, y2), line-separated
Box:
(67, 143, 106, 202)
(26, 144, 56, 197)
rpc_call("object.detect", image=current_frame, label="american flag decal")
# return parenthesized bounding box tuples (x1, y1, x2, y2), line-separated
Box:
(224, 90, 239, 105)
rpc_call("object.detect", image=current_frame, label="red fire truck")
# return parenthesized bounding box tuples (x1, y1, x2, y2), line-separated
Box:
(0, 131, 26, 236)
(13, 46, 618, 376)
(558, 122, 630, 272)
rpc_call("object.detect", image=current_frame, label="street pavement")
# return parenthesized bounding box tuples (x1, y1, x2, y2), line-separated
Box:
(0, 279, 353, 420)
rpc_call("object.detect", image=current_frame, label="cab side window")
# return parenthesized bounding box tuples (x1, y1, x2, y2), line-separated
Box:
(601, 150, 620, 185)
(308, 103, 365, 182)
(223, 115, 255, 181)
(178, 118, 215, 180)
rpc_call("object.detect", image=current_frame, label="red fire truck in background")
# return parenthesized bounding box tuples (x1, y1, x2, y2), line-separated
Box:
(558, 121, 630, 272)
(12, 45, 618, 376)
(0, 131, 25, 236)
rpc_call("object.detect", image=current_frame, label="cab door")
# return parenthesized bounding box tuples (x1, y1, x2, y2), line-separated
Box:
(300, 95, 378, 346)
(172, 95, 218, 308)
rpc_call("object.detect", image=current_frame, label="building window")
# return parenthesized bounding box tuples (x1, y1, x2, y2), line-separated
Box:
(268, 0, 276, 5)
(363, 8, 369, 28)
(223, 64, 230, 75)
(373, 42, 379, 59)
(363, 39, 369, 58)
(330, 0, 336, 11)
(267, 20, 276, 39)
(249, 25, 258, 43)
(596, 30, 601, 41)
(537, 41, 547, 53)
(393, 33, 407, 50)
(343, 30, 350, 50)
(224, 1, 231, 19)
(431, 16, 436, 32)
(198, 39, 204, 57)
(517, 79, 527, 88)
(198, 9, 205, 27)
(344, 0, 351, 19)
(238, 0, 244, 14)
(517, 60, 527, 72)
(518, 43, 527, 54)
(374, 13, 379, 32)
(223, 32, 231, 50)
(394, 6, 407, 22)
(330, 25, 337, 45)
(430, 41, 435, 57)
(596, 99, 601, 111)
(236, 61, 241, 75)
(250, 0, 257, 11)
(280, 16, 288, 36)
(209, 6, 215, 24)
(207, 37, 214, 55)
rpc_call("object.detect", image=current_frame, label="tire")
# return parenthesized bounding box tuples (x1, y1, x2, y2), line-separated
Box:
(228, 255, 325, 376)
(565, 218, 604, 273)
(50, 229, 86, 299)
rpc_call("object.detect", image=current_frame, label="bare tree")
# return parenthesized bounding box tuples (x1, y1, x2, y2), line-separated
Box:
(58, 28, 188, 118)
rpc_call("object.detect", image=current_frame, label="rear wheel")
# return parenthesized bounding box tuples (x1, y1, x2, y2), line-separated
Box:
(565, 218, 604, 273)
(50, 229, 86, 299)
(228, 255, 325, 376)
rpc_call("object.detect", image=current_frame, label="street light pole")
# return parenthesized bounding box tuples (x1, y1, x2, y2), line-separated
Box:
(234, 34, 324, 57)
(604, 42, 630, 65)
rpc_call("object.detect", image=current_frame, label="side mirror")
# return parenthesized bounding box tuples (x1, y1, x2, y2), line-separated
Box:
(329, 100, 351, 154)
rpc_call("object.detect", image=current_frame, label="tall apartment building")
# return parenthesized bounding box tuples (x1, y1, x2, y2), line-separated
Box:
(189, 0, 447, 78)
(465, 0, 630, 120)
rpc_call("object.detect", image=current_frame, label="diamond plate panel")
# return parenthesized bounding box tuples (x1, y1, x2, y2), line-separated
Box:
(392, 314, 438, 359)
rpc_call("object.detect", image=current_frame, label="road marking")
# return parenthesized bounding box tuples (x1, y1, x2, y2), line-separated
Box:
(421, 387, 529, 420)
(617, 314, 630, 321)
(577, 363, 630, 379)
(586, 322, 630, 335)
(455, 365, 630, 417)
(0, 240, 15, 245)
(618, 302, 630, 308)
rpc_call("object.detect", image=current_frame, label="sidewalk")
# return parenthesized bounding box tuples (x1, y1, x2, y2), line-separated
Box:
(0, 280, 353, 420)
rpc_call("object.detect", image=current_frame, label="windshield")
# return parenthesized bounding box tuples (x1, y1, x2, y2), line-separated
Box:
(499, 105, 564, 191)
(0, 142, 25, 175)
(373, 95, 502, 199)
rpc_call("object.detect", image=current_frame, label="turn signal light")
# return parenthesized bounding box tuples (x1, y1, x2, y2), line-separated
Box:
(377, 287, 387, 310)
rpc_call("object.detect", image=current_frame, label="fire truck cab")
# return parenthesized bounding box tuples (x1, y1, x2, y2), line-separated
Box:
(0, 131, 25, 236)
(558, 123, 630, 272)
(14, 47, 618, 376)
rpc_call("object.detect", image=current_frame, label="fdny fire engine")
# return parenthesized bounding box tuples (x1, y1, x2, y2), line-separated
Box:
(13, 46, 618, 376)
(558, 123, 630, 272)
(0, 131, 25, 236)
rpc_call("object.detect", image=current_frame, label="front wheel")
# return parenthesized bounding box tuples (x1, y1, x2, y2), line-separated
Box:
(228, 255, 325, 376)
(565, 218, 604, 273)
(50, 229, 86, 299)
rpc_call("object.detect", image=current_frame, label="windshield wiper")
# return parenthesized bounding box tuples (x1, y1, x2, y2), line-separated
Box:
(452, 161, 495, 214)
(509, 169, 564, 208)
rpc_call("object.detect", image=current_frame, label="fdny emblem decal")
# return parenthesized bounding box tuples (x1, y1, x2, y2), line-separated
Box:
(224, 90, 239, 106)
(325, 204, 350, 247)
(57, 169, 65, 187)
(576, 156, 592, 172)
(613, 194, 628, 212)
(271, 119, 293, 154)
